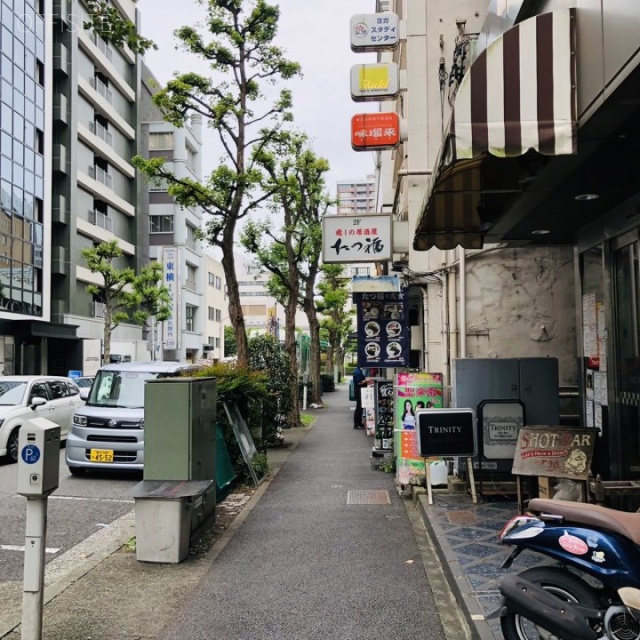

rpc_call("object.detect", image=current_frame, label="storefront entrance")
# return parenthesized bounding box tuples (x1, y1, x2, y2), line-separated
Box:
(613, 235, 640, 480)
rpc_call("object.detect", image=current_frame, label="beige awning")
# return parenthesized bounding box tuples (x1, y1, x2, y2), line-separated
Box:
(414, 8, 577, 251)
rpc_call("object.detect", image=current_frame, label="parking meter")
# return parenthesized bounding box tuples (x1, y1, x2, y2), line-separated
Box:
(16, 417, 60, 640)
(16, 417, 60, 497)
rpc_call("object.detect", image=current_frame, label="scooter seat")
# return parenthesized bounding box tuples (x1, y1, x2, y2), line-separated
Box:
(529, 498, 640, 545)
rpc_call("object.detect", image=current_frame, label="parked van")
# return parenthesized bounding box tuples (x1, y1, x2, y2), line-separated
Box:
(65, 361, 199, 474)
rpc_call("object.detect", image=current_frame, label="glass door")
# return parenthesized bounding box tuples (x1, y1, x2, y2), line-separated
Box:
(613, 239, 640, 479)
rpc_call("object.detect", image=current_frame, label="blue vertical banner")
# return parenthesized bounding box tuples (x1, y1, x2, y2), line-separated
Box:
(356, 289, 409, 368)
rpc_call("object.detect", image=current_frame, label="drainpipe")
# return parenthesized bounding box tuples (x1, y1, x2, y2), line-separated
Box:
(459, 246, 467, 358)
(422, 286, 429, 371)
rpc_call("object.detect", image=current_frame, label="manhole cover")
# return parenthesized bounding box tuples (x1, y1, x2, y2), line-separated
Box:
(346, 490, 391, 505)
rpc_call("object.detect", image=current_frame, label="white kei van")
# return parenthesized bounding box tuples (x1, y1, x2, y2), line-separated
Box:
(65, 361, 199, 474)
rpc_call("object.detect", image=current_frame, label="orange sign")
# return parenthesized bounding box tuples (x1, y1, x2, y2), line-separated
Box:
(351, 112, 400, 150)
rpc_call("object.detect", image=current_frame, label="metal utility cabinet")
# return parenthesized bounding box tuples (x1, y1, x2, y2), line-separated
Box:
(134, 377, 217, 563)
(452, 358, 559, 475)
(144, 376, 217, 481)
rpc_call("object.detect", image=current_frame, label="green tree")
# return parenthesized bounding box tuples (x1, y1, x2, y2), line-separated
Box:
(242, 132, 330, 412)
(317, 264, 353, 377)
(84, 1, 157, 55)
(81, 241, 171, 364)
(132, 0, 301, 368)
(224, 325, 237, 358)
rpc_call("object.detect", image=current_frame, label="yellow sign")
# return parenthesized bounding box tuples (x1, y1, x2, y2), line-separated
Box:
(359, 65, 389, 91)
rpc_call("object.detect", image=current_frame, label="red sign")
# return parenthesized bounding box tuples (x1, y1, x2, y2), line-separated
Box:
(351, 113, 400, 150)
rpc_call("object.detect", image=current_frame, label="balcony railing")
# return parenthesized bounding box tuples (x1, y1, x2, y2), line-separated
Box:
(92, 301, 105, 318)
(91, 77, 113, 104)
(89, 120, 113, 146)
(88, 165, 113, 189)
(93, 35, 113, 62)
(185, 279, 197, 291)
(89, 209, 113, 232)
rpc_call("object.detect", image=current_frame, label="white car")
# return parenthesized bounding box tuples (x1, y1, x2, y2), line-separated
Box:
(0, 376, 85, 463)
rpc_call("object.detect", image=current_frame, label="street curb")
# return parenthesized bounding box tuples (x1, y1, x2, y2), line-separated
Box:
(416, 495, 497, 640)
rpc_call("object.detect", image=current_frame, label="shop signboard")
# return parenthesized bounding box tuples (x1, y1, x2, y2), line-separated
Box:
(512, 426, 596, 480)
(394, 372, 444, 485)
(356, 290, 408, 368)
(478, 400, 525, 460)
(351, 113, 400, 151)
(350, 63, 400, 102)
(350, 13, 400, 52)
(416, 408, 477, 458)
(322, 214, 392, 263)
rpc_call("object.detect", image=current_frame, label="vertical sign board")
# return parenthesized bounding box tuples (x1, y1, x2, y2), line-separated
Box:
(322, 214, 392, 263)
(356, 289, 408, 368)
(162, 246, 180, 350)
(416, 409, 477, 458)
(395, 373, 444, 485)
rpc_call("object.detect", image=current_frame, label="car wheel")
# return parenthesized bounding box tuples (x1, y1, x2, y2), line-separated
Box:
(68, 466, 85, 477)
(7, 427, 19, 463)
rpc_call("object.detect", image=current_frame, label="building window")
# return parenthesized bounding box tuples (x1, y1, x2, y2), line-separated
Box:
(215, 337, 220, 348)
(185, 305, 195, 332)
(149, 178, 169, 192)
(208, 272, 215, 286)
(150, 214, 173, 233)
(208, 306, 215, 321)
(149, 132, 174, 151)
(215, 309, 221, 322)
(186, 264, 197, 290)
(185, 143, 197, 172)
(215, 275, 221, 289)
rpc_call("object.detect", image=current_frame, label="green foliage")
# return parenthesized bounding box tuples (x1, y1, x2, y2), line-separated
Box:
(320, 373, 335, 393)
(224, 325, 237, 357)
(81, 240, 171, 363)
(249, 334, 296, 433)
(84, 1, 157, 55)
(132, 0, 302, 367)
(251, 452, 270, 477)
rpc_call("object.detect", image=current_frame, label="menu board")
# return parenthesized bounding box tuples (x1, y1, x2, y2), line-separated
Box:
(356, 290, 408, 368)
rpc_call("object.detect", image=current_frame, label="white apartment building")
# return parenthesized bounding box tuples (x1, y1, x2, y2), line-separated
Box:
(336, 175, 377, 216)
(204, 254, 227, 361)
(140, 66, 205, 363)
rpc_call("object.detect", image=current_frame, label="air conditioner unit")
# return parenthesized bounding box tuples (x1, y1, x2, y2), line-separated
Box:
(203, 344, 214, 352)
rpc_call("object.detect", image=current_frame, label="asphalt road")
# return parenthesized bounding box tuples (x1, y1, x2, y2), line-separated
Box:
(0, 447, 138, 582)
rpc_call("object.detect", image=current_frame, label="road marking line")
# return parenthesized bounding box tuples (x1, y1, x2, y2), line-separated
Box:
(1, 545, 60, 554)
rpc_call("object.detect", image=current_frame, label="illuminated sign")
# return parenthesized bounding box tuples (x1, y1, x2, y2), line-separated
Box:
(350, 63, 400, 102)
(322, 214, 392, 263)
(351, 113, 400, 151)
(350, 13, 400, 52)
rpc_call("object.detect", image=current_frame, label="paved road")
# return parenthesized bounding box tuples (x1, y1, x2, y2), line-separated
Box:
(0, 448, 138, 582)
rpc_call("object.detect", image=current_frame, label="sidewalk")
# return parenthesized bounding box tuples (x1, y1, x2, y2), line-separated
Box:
(0, 382, 518, 640)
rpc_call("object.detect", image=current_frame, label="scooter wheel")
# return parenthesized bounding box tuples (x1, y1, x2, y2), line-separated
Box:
(500, 566, 600, 640)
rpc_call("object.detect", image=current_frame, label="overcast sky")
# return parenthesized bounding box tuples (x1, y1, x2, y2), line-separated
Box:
(136, 0, 380, 198)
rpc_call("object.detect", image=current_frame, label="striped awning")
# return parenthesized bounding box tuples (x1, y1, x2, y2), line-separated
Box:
(414, 9, 577, 251)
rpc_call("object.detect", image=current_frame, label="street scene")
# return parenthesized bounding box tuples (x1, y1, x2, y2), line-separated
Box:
(2, 0, 640, 639)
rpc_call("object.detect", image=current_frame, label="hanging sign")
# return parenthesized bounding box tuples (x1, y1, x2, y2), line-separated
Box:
(350, 13, 400, 52)
(356, 289, 408, 368)
(351, 63, 400, 102)
(322, 214, 392, 263)
(351, 113, 400, 151)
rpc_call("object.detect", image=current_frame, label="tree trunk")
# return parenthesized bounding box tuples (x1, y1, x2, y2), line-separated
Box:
(284, 297, 299, 426)
(221, 228, 249, 367)
(103, 307, 112, 365)
(308, 306, 322, 405)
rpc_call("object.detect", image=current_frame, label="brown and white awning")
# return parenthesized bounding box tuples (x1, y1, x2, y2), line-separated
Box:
(414, 8, 577, 251)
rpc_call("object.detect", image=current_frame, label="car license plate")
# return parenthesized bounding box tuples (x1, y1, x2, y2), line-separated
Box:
(90, 449, 114, 463)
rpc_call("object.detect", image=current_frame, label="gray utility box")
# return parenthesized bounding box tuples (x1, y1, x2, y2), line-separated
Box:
(144, 377, 217, 482)
(452, 358, 559, 473)
(131, 480, 212, 563)
(133, 377, 217, 563)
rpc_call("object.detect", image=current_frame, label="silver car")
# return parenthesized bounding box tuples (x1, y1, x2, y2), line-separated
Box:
(0, 376, 84, 463)
(65, 361, 198, 474)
